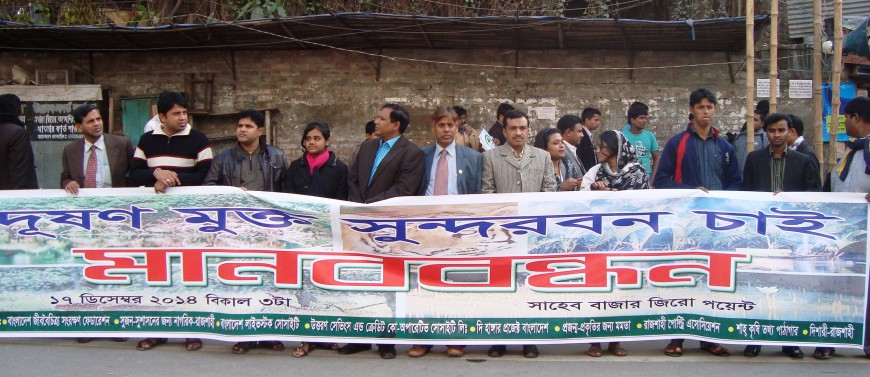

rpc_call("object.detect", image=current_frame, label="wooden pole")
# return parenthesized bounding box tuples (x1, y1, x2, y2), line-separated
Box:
(828, 0, 843, 172)
(745, 0, 755, 154)
(812, 0, 823, 176)
(768, 0, 778, 113)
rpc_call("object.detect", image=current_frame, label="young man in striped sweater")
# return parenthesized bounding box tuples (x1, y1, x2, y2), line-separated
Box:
(129, 91, 213, 352)
(128, 91, 213, 193)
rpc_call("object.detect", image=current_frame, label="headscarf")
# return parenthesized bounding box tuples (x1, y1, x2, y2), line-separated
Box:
(594, 130, 649, 190)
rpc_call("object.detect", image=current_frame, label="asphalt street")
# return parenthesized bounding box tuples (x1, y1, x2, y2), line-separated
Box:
(1, 338, 868, 377)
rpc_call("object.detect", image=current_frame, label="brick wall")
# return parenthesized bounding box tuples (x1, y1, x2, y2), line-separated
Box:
(0, 48, 815, 163)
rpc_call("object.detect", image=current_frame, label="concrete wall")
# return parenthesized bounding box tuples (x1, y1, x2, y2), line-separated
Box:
(0, 48, 816, 164)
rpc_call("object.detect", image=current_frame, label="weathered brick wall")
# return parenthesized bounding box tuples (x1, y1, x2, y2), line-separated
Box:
(0, 48, 815, 163)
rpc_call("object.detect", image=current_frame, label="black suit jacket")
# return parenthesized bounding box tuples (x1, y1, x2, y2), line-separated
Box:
(742, 148, 821, 192)
(794, 141, 820, 175)
(348, 135, 425, 203)
(0, 119, 38, 189)
(577, 128, 598, 172)
(60, 134, 134, 188)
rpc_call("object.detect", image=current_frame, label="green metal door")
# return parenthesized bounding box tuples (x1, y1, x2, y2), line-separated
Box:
(121, 97, 157, 148)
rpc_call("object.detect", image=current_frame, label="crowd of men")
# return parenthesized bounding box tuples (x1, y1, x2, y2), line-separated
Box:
(1, 88, 869, 360)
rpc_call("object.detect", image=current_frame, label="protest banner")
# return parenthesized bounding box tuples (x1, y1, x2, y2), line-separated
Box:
(0, 187, 865, 348)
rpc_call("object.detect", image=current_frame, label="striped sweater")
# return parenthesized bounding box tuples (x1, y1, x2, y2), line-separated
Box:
(128, 124, 213, 187)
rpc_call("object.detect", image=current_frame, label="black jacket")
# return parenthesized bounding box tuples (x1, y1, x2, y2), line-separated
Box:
(742, 147, 821, 192)
(0, 115, 38, 190)
(285, 151, 348, 200)
(203, 144, 287, 192)
(577, 128, 598, 172)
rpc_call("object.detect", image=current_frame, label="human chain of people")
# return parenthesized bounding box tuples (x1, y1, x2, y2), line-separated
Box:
(1, 89, 869, 360)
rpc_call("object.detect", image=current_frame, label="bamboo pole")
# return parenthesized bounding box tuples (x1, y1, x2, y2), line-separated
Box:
(828, 0, 843, 173)
(768, 0, 778, 113)
(812, 0, 823, 175)
(745, 0, 755, 154)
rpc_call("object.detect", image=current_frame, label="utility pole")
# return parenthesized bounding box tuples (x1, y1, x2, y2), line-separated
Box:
(745, 0, 755, 154)
(812, 0, 823, 175)
(828, 0, 843, 173)
(769, 0, 778, 113)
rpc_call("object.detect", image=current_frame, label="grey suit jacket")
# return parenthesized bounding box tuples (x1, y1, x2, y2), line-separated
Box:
(418, 143, 483, 195)
(60, 134, 134, 188)
(348, 135, 425, 203)
(481, 144, 556, 193)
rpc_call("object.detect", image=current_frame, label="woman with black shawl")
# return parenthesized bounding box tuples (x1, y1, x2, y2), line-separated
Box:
(580, 129, 647, 357)
(580, 129, 649, 191)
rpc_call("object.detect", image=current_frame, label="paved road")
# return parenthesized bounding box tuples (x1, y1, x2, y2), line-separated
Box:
(1, 338, 868, 377)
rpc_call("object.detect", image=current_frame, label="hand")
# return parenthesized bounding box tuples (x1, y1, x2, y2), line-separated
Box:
(560, 178, 578, 191)
(153, 180, 168, 194)
(64, 181, 80, 195)
(153, 168, 180, 187)
(591, 181, 610, 191)
(695, 186, 709, 193)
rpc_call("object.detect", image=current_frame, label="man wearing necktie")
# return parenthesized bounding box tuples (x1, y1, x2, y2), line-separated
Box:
(343, 103, 425, 359)
(61, 104, 134, 194)
(61, 104, 133, 344)
(407, 106, 482, 358)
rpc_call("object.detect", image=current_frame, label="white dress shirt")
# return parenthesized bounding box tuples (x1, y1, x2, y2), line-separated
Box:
(425, 141, 458, 195)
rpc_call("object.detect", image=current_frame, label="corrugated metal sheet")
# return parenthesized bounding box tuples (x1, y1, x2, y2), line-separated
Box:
(788, 0, 870, 41)
(0, 13, 767, 53)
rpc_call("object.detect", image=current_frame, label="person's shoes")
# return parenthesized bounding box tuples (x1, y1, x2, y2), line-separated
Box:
(744, 345, 761, 357)
(782, 346, 804, 359)
(337, 343, 372, 355)
(487, 345, 506, 357)
(446, 346, 465, 357)
(522, 345, 539, 358)
(378, 345, 396, 359)
(408, 345, 431, 358)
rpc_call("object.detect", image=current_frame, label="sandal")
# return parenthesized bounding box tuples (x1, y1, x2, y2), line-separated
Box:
(136, 338, 167, 351)
(813, 347, 834, 360)
(311, 342, 339, 351)
(232, 341, 256, 354)
(261, 341, 285, 351)
(700, 342, 729, 357)
(293, 342, 312, 358)
(185, 338, 203, 351)
(586, 343, 603, 357)
(608, 342, 628, 357)
(664, 340, 683, 357)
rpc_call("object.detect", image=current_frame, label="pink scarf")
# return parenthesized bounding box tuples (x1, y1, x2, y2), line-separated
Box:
(306, 150, 330, 175)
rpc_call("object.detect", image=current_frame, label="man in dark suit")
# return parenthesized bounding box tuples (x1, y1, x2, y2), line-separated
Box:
(61, 104, 134, 194)
(786, 114, 820, 174)
(0, 94, 38, 190)
(348, 103, 425, 204)
(741, 113, 819, 359)
(343, 103, 425, 359)
(742, 113, 820, 193)
(417, 106, 482, 196)
(577, 107, 601, 172)
(487, 103, 514, 147)
(408, 106, 482, 358)
(61, 104, 133, 344)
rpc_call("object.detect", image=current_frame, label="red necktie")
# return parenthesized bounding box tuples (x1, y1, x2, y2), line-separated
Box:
(434, 149, 448, 195)
(84, 145, 97, 188)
